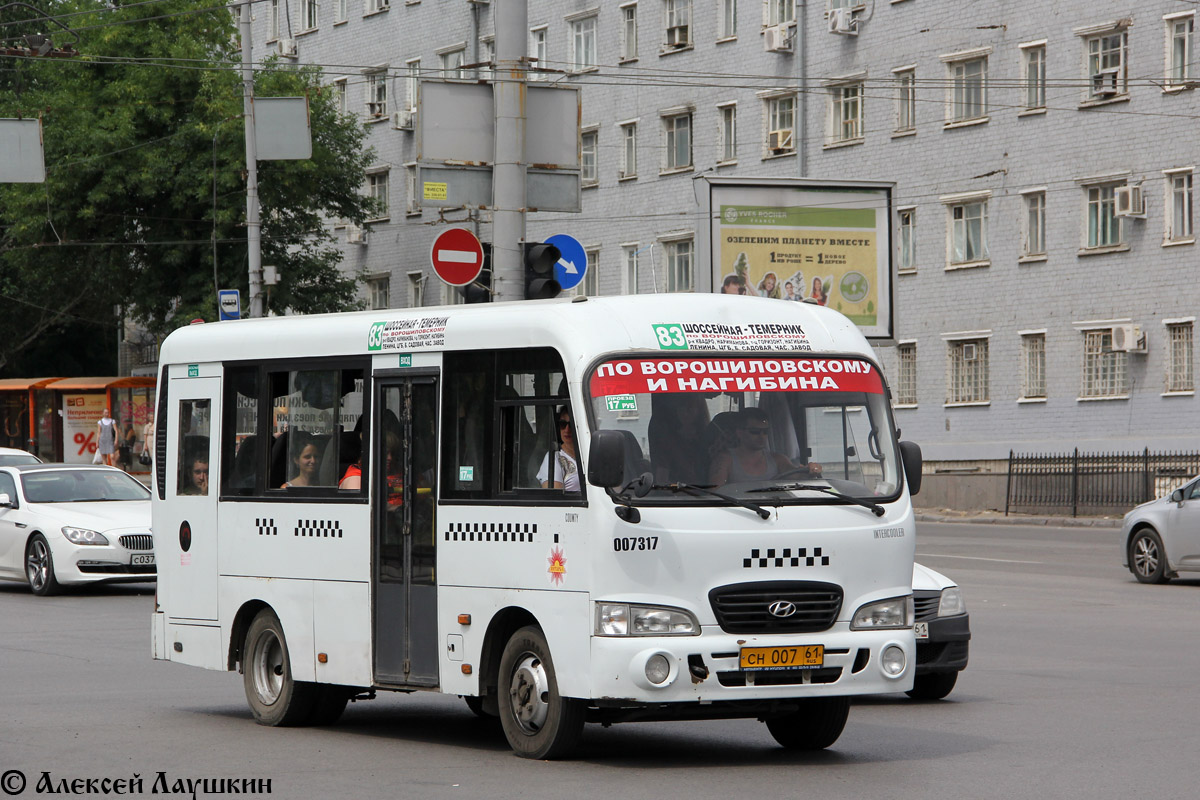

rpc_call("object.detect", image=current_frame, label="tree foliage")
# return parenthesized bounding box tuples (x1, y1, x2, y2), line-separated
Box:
(0, 0, 377, 372)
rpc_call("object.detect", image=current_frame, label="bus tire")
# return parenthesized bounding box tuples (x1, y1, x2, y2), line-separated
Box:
(764, 696, 850, 750)
(905, 671, 958, 700)
(242, 609, 316, 726)
(497, 626, 584, 759)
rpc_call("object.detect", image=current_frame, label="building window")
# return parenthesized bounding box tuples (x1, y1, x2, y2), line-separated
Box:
(570, 15, 598, 71)
(664, 0, 692, 49)
(1166, 170, 1194, 243)
(946, 338, 990, 405)
(365, 70, 387, 118)
(895, 69, 915, 132)
(1080, 329, 1128, 398)
(405, 59, 420, 113)
(1024, 191, 1046, 256)
(303, 0, 318, 29)
(529, 27, 547, 80)
(581, 129, 598, 186)
(405, 164, 420, 215)
(1085, 30, 1127, 100)
(335, 0, 347, 23)
(1167, 322, 1195, 393)
(368, 276, 390, 310)
(440, 48, 466, 80)
(1022, 44, 1046, 110)
(828, 82, 862, 144)
(618, 122, 637, 178)
(408, 272, 424, 308)
(665, 238, 693, 292)
(896, 343, 917, 406)
(765, 94, 796, 155)
(443, 282, 464, 306)
(479, 38, 495, 80)
(766, 0, 794, 26)
(663, 112, 692, 171)
(367, 170, 389, 220)
(579, 249, 600, 297)
(367, 0, 389, 12)
(332, 78, 348, 115)
(1168, 16, 1194, 87)
(623, 244, 639, 293)
(898, 208, 915, 272)
(949, 199, 989, 264)
(719, 104, 737, 162)
(621, 3, 638, 61)
(1086, 184, 1121, 249)
(269, 0, 280, 39)
(719, 0, 737, 38)
(1021, 333, 1046, 399)
(948, 57, 987, 123)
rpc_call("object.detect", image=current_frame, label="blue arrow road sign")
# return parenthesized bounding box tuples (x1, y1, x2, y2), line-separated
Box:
(218, 289, 241, 321)
(546, 233, 587, 291)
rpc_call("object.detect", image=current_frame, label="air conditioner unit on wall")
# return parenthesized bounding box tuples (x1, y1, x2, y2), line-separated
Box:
(828, 8, 857, 36)
(277, 38, 297, 57)
(346, 225, 367, 244)
(1115, 184, 1145, 218)
(1091, 67, 1120, 96)
(763, 24, 793, 53)
(666, 25, 689, 47)
(392, 110, 414, 130)
(961, 342, 978, 361)
(1111, 324, 1147, 353)
(768, 128, 794, 151)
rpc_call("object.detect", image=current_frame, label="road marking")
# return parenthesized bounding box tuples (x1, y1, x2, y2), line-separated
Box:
(436, 249, 478, 264)
(918, 553, 1043, 565)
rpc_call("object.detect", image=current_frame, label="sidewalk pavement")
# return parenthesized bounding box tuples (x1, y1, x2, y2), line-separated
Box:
(915, 508, 1124, 528)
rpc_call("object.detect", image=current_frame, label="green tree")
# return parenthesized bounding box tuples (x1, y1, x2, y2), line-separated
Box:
(0, 1, 377, 372)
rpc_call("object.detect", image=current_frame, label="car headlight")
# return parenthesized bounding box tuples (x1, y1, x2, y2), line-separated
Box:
(61, 526, 109, 546)
(595, 603, 699, 636)
(850, 595, 913, 630)
(938, 586, 965, 616)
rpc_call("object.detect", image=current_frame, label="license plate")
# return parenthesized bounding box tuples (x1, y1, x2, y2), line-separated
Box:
(915, 622, 929, 640)
(740, 645, 824, 671)
(131, 554, 155, 566)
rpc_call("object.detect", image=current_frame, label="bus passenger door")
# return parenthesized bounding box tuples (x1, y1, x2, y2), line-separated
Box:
(373, 375, 439, 687)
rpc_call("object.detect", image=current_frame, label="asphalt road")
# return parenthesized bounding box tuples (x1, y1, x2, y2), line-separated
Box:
(1, 521, 1197, 800)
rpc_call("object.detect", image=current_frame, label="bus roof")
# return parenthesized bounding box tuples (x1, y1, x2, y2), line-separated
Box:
(157, 294, 875, 370)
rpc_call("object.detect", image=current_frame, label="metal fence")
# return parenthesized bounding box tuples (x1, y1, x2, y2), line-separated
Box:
(1006, 449, 1200, 517)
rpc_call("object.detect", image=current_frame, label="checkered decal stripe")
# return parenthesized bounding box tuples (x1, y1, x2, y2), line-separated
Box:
(256, 518, 278, 536)
(294, 520, 344, 538)
(444, 521, 537, 543)
(743, 547, 829, 568)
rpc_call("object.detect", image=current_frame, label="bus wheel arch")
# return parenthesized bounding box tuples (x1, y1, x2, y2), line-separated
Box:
(228, 599, 270, 672)
(477, 607, 539, 717)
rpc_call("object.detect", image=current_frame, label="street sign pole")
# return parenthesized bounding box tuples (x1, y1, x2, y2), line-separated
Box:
(240, 1, 264, 318)
(492, 0, 527, 302)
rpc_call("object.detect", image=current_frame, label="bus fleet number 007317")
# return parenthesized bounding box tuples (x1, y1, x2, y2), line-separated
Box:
(613, 536, 658, 552)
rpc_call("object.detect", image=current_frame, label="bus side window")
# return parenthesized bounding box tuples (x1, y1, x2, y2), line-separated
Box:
(223, 367, 260, 496)
(177, 399, 211, 496)
(442, 353, 492, 497)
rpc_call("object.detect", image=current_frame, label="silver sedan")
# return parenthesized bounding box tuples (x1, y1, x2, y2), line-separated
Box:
(1120, 478, 1200, 583)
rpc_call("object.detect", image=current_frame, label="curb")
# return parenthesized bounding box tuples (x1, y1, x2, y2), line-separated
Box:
(915, 512, 1123, 528)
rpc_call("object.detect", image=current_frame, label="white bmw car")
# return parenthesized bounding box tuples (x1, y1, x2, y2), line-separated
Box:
(0, 464, 154, 596)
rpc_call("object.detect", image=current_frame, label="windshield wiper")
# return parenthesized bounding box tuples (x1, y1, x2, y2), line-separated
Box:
(655, 482, 771, 520)
(747, 483, 885, 517)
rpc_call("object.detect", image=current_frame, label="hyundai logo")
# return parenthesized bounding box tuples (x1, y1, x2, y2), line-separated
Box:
(768, 600, 797, 618)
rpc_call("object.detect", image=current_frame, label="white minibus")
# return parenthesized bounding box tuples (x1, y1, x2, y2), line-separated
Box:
(151, 293, 922, 758)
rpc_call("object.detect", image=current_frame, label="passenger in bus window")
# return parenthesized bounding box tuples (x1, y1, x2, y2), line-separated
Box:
(180, 456, 210, 496)
(709, 408, 821, 486)
(537, 406, 579, 492)
(282, 433, 320, 488)
(339, 417, 365, 490)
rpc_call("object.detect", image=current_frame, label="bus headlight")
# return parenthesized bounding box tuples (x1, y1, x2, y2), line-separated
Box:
(595, 603, 700, 636)
(850, 595, 914, 630)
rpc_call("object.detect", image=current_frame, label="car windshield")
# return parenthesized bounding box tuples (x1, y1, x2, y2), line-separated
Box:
(21, 469, 152, 503)
(588, 354, 902, 505)
(0, 454, 40, 466)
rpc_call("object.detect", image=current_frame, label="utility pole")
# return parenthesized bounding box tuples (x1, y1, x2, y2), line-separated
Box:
(240, 0, 264, 317)
(491, 0, 527, 302)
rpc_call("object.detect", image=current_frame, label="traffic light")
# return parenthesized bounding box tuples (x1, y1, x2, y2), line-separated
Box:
(524, 242, 562, 300)
(460, 243, 492, 303)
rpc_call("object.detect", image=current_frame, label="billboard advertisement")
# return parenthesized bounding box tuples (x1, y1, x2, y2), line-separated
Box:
(705, 178, 894, 340)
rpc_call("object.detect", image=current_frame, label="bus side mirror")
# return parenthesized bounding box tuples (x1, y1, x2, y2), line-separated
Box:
(587, 430, 626, 488)
(899, 441, 923, 496)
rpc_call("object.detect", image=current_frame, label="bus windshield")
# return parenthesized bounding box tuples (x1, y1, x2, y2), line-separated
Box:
(587, 354, 902, 505)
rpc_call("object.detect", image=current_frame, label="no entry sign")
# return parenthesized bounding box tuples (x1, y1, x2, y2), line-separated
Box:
(430, 227, 484, 286)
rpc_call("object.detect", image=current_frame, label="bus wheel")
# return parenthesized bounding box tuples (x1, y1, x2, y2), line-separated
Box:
(242, 609, 315, 726)
(497, 626, 584, 759)
(764, 697, 850, 750)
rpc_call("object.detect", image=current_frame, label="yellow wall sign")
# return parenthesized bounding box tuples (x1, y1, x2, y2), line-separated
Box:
(423, 181, 448, 201)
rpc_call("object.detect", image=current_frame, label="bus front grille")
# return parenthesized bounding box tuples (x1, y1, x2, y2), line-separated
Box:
(708, 581, 843, 634)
